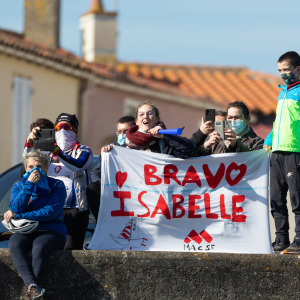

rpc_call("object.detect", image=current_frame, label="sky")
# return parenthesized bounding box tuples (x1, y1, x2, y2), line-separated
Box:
(0, 0, 299, 75)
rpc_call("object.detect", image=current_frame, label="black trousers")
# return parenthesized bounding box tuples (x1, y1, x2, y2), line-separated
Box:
(63, 208, 89, 250)
(9, 231, 65, 288)
(270, 151, 300, 243)
(86, 180, 101, 222)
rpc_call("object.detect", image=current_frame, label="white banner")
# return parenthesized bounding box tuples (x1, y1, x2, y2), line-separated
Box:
(88, 147, 272, 254)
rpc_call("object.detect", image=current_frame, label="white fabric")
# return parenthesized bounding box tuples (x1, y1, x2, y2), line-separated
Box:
(48, 162, 75, 208)
(55, 129, 77, 151)
(88, 147, 272, 254)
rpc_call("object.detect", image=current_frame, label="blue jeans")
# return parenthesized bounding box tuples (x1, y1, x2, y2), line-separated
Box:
(9, 231, 65, 288)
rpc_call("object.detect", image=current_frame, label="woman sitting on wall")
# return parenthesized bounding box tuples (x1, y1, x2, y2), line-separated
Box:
(3, 150, 66, 299)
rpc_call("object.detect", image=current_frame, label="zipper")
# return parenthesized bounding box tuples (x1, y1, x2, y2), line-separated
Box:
(276, 90, 287, 151)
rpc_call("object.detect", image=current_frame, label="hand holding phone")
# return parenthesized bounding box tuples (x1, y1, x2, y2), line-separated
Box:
(214, 121, 232, 140)
(34, 129, 55, 151)
(205, 109, 215, 122)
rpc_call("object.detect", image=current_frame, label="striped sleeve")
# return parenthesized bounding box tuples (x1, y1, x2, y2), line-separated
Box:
(57, 145, 93, 173)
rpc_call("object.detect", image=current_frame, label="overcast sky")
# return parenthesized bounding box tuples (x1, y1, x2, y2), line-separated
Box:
(1, 0, 299, 75)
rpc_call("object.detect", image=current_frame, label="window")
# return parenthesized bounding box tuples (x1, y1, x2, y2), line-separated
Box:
(124, 98, 140, 118)
(12, 76, 32, 164)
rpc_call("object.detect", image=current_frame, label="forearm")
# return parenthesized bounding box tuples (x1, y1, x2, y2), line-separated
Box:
(190, 129, 208, 148)
(9, 182, 35, 213)
(57, 149, 93, 172)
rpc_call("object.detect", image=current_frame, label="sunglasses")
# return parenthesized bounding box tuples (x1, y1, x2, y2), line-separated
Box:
(55, 123, 77, 132)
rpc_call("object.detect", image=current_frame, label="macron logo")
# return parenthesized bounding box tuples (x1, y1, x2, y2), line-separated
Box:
(184, 229, 213, 244)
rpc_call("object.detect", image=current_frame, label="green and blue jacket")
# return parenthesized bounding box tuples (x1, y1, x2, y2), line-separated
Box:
(264, 81, 300, 152)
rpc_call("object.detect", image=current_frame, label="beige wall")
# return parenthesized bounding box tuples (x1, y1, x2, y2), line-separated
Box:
(0, 53, 79, 172)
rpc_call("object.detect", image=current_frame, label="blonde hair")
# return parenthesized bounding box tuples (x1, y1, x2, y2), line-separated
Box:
(23, 149, 49, 169)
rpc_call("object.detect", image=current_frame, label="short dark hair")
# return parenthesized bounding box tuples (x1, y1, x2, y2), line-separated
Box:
(117, 116, 135, 125)
(30, 118, 54, 131)
(215, 111, 227, 117)
(278, 51, 300, 68)
(227, 101, 250, 121)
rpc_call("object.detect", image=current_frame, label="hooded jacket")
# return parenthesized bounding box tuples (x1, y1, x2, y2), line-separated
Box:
(264, 82, 300, 152)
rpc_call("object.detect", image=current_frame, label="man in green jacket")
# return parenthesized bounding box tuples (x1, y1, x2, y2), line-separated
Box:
(264, 51, 300, 252)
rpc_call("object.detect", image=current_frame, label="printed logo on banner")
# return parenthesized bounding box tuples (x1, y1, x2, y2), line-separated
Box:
(110, 218, 148, 250)
(184, 229, 215, 251)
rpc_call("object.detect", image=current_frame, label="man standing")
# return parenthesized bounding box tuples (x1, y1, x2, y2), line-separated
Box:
(86, 116, 135, 221)
(264, 51, 300, 252)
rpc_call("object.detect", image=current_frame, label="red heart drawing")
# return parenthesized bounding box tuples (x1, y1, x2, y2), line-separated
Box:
(225, 162, 247, 186)
(116, 171, 128, 188)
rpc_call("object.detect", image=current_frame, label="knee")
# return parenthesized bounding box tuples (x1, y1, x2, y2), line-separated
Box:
(9, 234, 25, 250)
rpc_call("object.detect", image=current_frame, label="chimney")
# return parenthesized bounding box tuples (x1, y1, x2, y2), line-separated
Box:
(24, 0, 60, 48)
(80, 0, 117, 64)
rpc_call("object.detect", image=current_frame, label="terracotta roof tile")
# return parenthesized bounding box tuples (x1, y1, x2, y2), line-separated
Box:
(0, 28, 280, 115)
(116, 62, 280, 114)
(0, 28, 117, 79)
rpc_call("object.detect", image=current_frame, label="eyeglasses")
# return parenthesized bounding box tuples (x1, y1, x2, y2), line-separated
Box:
(116, 129, 129, 135)
(55, 123, 77, 132)
(138, 111, 154, 118)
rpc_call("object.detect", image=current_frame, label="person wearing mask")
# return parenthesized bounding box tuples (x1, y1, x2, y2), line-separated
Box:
(192, 101, 264, 155)
(86, 116, 135, 221)
(264, 51, 300, 252)
(24, 113, 93, 250)
(4, 150, 66, 299)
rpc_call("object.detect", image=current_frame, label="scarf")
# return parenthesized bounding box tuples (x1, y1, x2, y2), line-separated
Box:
(125, 125, 157, 150)
(55, 129, 77, 151)
(21, 167, 50, 196)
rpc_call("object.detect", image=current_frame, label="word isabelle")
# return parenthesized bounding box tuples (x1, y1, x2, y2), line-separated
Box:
(111, 191, 246, 223)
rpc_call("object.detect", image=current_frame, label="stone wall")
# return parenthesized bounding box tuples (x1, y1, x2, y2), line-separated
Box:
(1, 249, 300, 299)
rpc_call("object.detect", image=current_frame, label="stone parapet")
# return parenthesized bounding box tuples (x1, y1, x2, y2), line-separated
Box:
(1, 249, 300, 299)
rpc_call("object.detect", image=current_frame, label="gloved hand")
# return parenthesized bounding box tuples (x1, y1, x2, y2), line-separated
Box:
(52, 143, 61, 156)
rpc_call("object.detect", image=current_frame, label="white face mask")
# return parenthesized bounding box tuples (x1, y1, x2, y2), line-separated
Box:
(55, 129, 77, 151)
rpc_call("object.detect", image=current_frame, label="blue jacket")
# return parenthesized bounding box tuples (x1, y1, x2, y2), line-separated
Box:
(9, 177, 67, 238)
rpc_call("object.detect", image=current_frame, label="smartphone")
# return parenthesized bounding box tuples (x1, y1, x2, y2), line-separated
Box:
(205, 109, 215, 122)
(214, 121, 232, 140)
(34, 129, 55, 151)
(214, 121, 225, 140)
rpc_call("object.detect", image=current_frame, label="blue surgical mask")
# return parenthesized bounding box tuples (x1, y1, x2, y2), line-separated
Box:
(281, 70, 296, 85)
(231, 120, 245, 135)
(117, 134, 126, 146)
